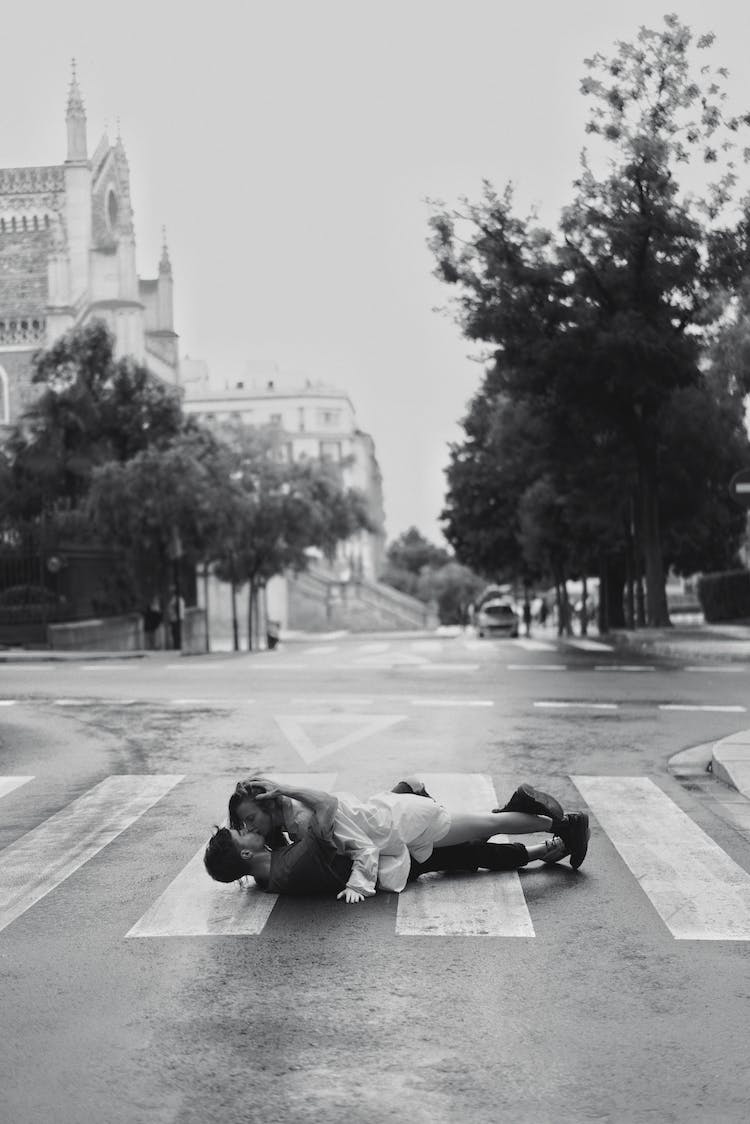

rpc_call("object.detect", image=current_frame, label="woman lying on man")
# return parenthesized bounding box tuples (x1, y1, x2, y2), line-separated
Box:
(203, 777, 590, 902)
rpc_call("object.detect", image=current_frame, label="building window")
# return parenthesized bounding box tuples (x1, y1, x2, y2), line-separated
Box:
(319, 440, 341, 462)
(317, 409, 341, 428)
(270, 412, 282, 426)
(298, 407, 305, 432)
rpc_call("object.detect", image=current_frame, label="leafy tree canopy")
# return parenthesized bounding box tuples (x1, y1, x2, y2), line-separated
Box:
(430, 16, 750, 625)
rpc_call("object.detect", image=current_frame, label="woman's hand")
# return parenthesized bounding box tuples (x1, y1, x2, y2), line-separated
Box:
(254, 785, 282, 802)
(337, 887, 365, 904)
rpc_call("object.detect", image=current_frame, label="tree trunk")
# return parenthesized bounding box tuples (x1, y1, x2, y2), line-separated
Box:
(231, 581, 239, 651)
(247, 580, 255, 651)
(639, 452, 671, 627)
(580, 575, 588, 636)
(600, 553, 627, 630)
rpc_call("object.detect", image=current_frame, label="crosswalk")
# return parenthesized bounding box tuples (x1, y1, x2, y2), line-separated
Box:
(3, 771, 750, 941)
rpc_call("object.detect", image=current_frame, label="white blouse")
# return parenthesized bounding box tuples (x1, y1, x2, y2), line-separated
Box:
(313, 791, 452, 896)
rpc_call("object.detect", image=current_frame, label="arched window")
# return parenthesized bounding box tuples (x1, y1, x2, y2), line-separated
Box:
(0, 366, 9, 425)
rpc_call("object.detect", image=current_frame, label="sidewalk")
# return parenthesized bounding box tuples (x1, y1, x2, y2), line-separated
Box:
(608, 621, 750, 664)
(632, 621, 750, 799)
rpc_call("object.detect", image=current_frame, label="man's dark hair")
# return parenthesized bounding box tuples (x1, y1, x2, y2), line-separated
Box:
(203, 827, 249, 883)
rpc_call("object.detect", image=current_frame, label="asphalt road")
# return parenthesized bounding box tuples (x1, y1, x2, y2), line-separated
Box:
(2, 630, 750, 1124)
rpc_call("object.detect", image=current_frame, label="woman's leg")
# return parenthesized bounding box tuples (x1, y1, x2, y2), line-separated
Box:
(437, 810, 552, 847)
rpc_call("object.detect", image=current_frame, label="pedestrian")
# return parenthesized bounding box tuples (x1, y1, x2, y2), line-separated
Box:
(203, 779, 590, 899)
(522, 599, 532, 637)
(142, 598, 162, 650)
(167, 590, 185, 650)
(539, 599, 549, 627)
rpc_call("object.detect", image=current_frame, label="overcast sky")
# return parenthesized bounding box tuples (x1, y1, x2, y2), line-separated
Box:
(3, 2, 749, 544)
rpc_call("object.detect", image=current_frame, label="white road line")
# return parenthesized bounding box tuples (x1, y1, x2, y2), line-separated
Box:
(289, 697, 374, 707)
(396, 773, 535, 937)
(515, 639, 557, 652)
(507, 664, 567, 671)
(409, 699, 494, 707)
(567, 639, 613, 651)
(0, 699, 17, 706)
(234, 664, 308, 671)
(0, 775, 183, 934)
(275, 713, 406, 764)
(169, 698, 233, 707)
(534, 701, 619, 710)
(573, 775, 750, 940)
(165, 663, 232, 671)
(685, 666, 747, 674)
(54, 699, 91, 706)
(411, 663, 479, 673)
(659, 704, 746, 713)
(0, 777, 33, 799)
(594, 665, 655, 672)
(127, 773, 336, 937)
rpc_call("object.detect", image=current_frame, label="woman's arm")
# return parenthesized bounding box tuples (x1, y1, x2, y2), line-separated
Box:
(255, 782, 338, 835)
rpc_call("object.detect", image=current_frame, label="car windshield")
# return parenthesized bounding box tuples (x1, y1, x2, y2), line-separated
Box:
(481, 602, 514, 618)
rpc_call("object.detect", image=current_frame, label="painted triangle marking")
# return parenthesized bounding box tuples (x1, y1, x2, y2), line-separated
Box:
(275, 713, 406, 764)
(0, 776, 33, 799)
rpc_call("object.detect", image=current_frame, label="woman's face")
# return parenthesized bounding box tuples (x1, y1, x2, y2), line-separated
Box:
(234, 797, 273, 838)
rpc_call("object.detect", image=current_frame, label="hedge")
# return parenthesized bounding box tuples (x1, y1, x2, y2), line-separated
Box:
(697, 569, 750, 623)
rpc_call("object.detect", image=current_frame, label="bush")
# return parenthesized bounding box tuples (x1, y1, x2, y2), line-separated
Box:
(697, 570, 750, 622)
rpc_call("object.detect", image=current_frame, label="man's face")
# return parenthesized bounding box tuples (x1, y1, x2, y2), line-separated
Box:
(229, 826, 266, 855)
(234, 798, 273, 838)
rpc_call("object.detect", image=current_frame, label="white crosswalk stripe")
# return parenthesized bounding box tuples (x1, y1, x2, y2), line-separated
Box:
(127, 773, 337, 937)
(573, 775, 750, 940)
(395, 774, 535, 937)
(0, 775, 183, 934)
(566, 638, 613, 651)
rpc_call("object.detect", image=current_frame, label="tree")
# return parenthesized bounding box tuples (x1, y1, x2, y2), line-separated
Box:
(4, 320, 184, 524)
(430, 16, 750, 626)
(211, 423, 375, 648)
(85, 426, 233, 614)
(416, 561, 484, 626)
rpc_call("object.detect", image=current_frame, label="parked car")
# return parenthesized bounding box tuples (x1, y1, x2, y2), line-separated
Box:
(475, 598, 519, 638)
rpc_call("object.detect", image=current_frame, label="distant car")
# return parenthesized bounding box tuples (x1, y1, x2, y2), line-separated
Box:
(475, 598, 519, 638)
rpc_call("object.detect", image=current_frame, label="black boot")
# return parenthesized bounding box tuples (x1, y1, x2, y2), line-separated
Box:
(494, 783, 564, 830)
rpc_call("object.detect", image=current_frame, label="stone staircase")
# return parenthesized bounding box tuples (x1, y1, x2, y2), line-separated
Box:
(287, 568, 437, 632)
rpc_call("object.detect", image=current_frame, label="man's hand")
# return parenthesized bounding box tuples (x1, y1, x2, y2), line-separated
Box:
(337, 887, 365, 904)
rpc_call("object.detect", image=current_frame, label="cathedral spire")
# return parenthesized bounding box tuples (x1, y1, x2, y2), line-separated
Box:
(65, 58, 88, 162)
(159, 226, 172, 276)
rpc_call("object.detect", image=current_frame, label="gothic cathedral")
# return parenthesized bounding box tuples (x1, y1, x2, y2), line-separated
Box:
(0, 63, 179, 431)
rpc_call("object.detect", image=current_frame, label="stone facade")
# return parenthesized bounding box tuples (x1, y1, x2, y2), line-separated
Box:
(0, 64, 179, 436)
(181, 361, 387, 582)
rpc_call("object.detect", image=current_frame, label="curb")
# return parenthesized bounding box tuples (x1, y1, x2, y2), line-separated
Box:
(712, 731, 750, 800)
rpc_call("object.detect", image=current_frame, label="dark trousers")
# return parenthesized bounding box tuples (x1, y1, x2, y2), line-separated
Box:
(409, 841, 529, 880)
